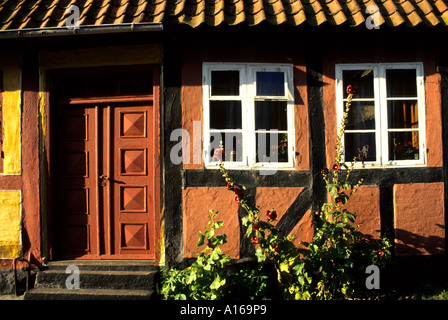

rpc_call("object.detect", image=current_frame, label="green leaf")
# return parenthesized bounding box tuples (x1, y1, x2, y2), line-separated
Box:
(212, 221, 224, 230)
(210, 275, 226, 290)
(241, 215, 251, 226)
(340, 192, 349, 204)
(175, 293, 187, 300)
(186, 272, 197, 284)
(292, 263, 304, 275)
(345, 211, 355, 223)
(215, 234, 227, 245)
(245, 227, 253, 238)
(279, 261, 290, 273)
(197, 232, 205, 247)
(328, 184, 338, 195)
(255, 247, 266, 262)
(204, 230, 214, 239)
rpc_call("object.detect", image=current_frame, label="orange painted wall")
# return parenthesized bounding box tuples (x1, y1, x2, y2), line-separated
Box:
(394, 182, 445, 256)
(255, 187, 305, 225)
(182, 186, 316, 258)
(182, 187, 240, 259)
(256, 187, 314, 248)
(288, 209, 314, 248)
(341, 185, 381, 239)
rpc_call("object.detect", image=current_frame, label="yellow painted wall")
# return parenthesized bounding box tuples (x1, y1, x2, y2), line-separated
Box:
(0, 53, 21, 175)
(0, 53, 22, 259)
(0, 190, 21, 259)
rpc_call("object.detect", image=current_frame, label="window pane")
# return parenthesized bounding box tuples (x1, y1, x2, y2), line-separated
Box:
(256, 72, 285, 96)
(344, 133, 376, 162)
(210, 101, 242, 129)
(343, 69, 374, 99)
(387, 100, 418, 129)
(389, 132, 419, 161)
(211, 71, 239, 96)
(345, 101, 375, 130)
(209, 132, 243, 162)
(256, 132, 288, 163)
(386, 69, 417, 98)
(255, 101, 287, 130)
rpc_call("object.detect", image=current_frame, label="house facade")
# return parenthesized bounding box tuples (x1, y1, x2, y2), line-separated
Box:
(172, 25, 447, 262)
(0, 0, 447, 291)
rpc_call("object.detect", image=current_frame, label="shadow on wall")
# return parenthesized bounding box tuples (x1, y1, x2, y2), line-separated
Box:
(395, 225, 445, 256)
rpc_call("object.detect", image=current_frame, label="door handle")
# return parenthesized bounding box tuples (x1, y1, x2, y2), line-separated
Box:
(99, 175, 110, 186)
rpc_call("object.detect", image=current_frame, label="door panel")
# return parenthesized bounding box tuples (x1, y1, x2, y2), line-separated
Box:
(54, 106, 99, 258)
(53, 102, 155, 259)
(113, 104, 154, 258)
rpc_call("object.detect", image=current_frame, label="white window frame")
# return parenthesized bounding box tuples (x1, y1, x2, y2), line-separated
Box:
(203, 63, 295, 170)
(335, 62, 426, 167)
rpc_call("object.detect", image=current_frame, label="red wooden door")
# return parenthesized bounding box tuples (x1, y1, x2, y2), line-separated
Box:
(54, 101, 156, 260)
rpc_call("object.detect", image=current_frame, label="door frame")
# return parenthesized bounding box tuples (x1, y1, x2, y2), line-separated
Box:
(44, 65, 161, 261)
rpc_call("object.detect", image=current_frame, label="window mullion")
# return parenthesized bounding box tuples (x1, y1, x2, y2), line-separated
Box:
(243, 67, 255, 167)
(378, 65, 389, 166)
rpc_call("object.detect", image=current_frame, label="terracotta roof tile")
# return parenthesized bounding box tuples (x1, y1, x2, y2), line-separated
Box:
(1, 0, 448, 30)
(342, 0, 365, 26)
(225, 0, 245, 25)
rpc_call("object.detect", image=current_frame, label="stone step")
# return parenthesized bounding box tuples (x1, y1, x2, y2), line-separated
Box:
(44, 260, 159, 272)
(35, 269, 158, 290)
(24, 287, 156, 300)
(24, 260, 161, 300)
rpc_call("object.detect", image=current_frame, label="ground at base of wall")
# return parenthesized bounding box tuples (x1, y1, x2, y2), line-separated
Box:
(0, 294, 24, 300)
(0, 268, 37, 296)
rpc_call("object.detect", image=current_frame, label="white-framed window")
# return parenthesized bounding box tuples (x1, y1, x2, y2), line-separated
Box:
(335, 63, 426, 167)
(203, 63, 295, 169)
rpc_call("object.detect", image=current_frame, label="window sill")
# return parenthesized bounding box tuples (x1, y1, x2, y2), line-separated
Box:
(204, 163, 296, 171)
(343, 162, 427, 169)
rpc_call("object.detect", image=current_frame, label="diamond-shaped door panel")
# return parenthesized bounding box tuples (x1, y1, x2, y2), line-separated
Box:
(120, 111, 146, 138)
(121, 223, 148, 250)
(120, 186, 147, 212)
(121, 148, 147, 175)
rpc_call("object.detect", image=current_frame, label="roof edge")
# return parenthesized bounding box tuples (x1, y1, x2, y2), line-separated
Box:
(0, 22, 163, 39)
